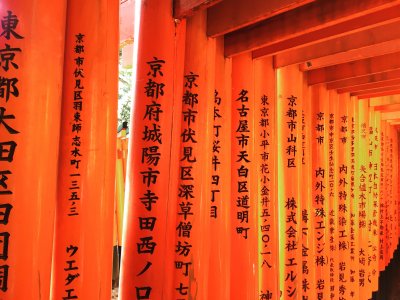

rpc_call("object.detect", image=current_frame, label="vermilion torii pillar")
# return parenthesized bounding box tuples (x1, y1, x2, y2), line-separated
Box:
(118, 0, 185, 299)
(0, 1, 66, 298)
(51, 0, 119, 299)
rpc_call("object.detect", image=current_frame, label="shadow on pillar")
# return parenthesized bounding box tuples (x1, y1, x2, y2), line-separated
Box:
(112, 246, 122, 288)
(372, 240, 400, 300)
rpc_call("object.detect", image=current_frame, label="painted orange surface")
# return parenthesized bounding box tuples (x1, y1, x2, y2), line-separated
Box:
(171, 11, 213, 300)
(301, 74, 317, 300)
(254, 56, 279, 300)
(118, 0, 181, 298)
(52, 0, 118, 299)
(310, 84, 330, 300)
(0, 1, 66, 298)
(277, 65, 303, 300)
(337, 93, 352, 299)
(230, 52, 258, 300)
(207, 37, 232, 300)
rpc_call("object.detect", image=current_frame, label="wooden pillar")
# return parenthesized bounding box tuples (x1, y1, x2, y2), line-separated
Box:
(301, 73, 316, 300)
(277, 65, 303, 300)
(337, 93, 352, 299)
(0, 1, 66, 298)
(172, 10, 214, 300)
(207, 37, 232, 300)
(118, 0, 184, 299)
(348, 97, 359, 299)
(368, 108, 380, 294)
(230, 52, 258, 300)
(328, 89, 339, 299)
(52, 0, 119, 298)
(254, 56, 279, 300)
(310, 84, 329, 300)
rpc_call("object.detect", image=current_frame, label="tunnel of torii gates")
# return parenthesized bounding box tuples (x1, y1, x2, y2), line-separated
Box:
(2, 0, 400, 299)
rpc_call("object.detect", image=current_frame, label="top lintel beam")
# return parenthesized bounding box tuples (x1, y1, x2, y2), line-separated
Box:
(174, 0, 222, 19)
(224, 0, 400, 57)
(207, 0, 315, 37)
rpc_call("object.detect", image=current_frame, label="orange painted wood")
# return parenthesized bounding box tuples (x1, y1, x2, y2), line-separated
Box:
(253, 5, 400, 59)
(230, 52, 258, 300)
(172, 11, 214, 300)
(274, 21, 400, 68)
(225, 0, 400, 57)
(300, 39, 400, 71)
(328, 90, 339, 299)
(337, 79, 400, 94)
(307, 52, 400, 85)
(368, 109, 381, 293)
(0, 1, 66, 298)
(355, 99, 369, 299)
(300, 73, 316, 300)
(52, 0, 119, 298)
(357, 90, 400, 99)
(381, 111, 400, 121)
(174, 0, 222, 19)
(118, 0, 182, 298)
(254, 57, 280, 300)
(337, 93, 352, 299)
(277, 65, 303, 299)
(351, 85, 400, 97)
(383, 123, 394, 266)
(379, 120, 388, 271)
(346, 97, 360, 298)
(207, 0, 315, 37)
(207, 37, 232, 300)
(310, 84, 330, 300)
(374, 103, 400, 112)
(165, 17, 186, 300)
(327, 70, 400, 90)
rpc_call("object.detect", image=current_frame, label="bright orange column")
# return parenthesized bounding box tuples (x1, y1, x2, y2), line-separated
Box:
(172, 11, 213, 300)
(310, 84, 330, 300)
(348, 97, 359, 299)
(254, 56, 279, 300)
(0, 1, 66, 298)
(207, 37, 232, 300)
(391, 124, 399, 254)
(52, 0, 119, 298)
(230, 52, 258, 300)
(382, 120, 389, 268)
(118, 0, 185, 299)
(355, 99, 369, 300)
(301, 74, 316, 300)
(392, 125, 399, 252)
(387, 124, 398, 261)
(368, 108, 380, 294)
(337, 93, 352, 299)
(328, 89, 339, 299)
(379, 120, 388, 271)
(277, 65, 303, 300)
